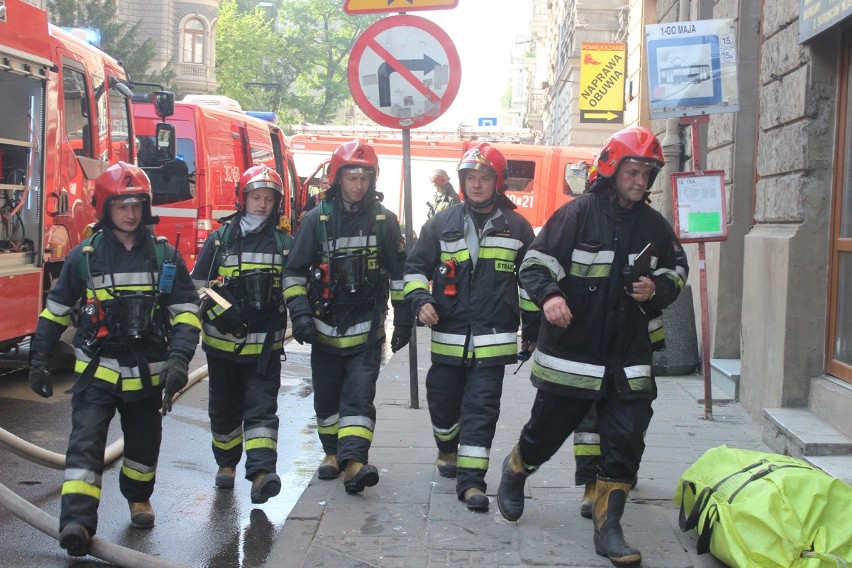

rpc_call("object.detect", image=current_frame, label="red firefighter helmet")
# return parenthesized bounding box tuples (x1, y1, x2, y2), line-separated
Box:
(236, 164, 284, 212)
(92, 161, 154, 221)
(457, 143, 509, 194)
(328, 139, 380, 186)
(594, 127, 664, 184)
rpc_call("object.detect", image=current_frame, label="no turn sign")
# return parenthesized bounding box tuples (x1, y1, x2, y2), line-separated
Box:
(347, 15, 461, 129)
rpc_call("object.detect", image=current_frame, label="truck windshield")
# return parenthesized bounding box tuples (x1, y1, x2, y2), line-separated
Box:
(137, 136, 196, 204)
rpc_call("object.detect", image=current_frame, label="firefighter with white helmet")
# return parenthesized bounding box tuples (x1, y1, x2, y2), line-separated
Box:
(282, 139, 411, 494)
(497, 127, 689, 566)
(191, 163, 293, 504)
(404, 143, 540, 512)
(29, 161, 201, 557)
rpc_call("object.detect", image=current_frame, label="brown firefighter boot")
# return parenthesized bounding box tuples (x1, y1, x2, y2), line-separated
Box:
(317, 454, 341, 480)
(250, 472, 282, 504)
(580, 480, 596, 518)
(435, 451, 457, 478)
(343, 460, 379, 494)
(497, 445, 533, 522)
(462, 487, 489, 512)
(59, 522, 91, 557)
(129, 501, 155, 529)
(592, 477, 642, 566)
(215, 466, 236, 489)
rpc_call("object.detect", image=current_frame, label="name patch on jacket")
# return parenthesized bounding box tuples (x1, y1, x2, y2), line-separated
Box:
(495, 260, 514, 273)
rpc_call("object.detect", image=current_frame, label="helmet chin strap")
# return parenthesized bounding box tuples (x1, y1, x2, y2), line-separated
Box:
(465, 193, 496, 211)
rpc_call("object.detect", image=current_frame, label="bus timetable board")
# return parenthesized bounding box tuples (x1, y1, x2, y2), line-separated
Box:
(671, 170, 728, 243)
(645, 19, 740, 119)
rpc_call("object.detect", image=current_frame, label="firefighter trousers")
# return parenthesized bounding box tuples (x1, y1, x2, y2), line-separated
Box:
(519, 388, 653, 482)
(207, 354, 281, 480)
(60, 383, 162, 535)
(311, 346, 381, 467)
(573, 403, 654, 485)
(426, 362, 505, 498)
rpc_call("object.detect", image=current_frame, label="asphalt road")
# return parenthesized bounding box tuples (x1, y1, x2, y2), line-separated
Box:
(0, 339, 324, 568)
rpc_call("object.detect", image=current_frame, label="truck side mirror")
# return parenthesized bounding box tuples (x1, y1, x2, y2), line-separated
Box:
(155, 122, 176, 161)
(153, 90, 175, 118)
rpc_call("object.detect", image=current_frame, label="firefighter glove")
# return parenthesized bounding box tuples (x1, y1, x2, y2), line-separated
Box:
(390, 325, 412, 353)
(291, 314, 315, 345)
(161, 352, 190, 415)
(202, 286, 243, 335)
(29, 353, 53, 398)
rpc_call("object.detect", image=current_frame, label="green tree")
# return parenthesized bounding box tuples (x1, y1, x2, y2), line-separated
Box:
(215, 0, 295, 115)
(46, 0, 173, 87)
(276, 0, 380, 124)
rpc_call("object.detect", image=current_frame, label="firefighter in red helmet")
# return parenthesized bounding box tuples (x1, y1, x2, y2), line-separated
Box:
(497, 127, 689, 566)
(283, 139, 411, 494)
(191, 164, 293, 504)
(404, 143, 540, 512)
(29, 162, 200, 557)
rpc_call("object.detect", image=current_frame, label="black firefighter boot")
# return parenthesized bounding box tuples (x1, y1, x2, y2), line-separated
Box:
(592, 477, 642, 566)
(497, 445, 533, 522)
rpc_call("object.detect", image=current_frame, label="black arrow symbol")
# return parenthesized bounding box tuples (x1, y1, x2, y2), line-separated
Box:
(377, 54, 440, 107)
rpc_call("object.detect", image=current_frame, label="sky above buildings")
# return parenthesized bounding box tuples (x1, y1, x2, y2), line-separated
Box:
(412, 0, 534, 130)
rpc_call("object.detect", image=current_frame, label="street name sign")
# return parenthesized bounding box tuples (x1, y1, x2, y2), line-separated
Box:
(344, 0, 458, 15)
(579, 42, 625, 124)
(645, 19, 739, 119)
(347, 14, 461, 129)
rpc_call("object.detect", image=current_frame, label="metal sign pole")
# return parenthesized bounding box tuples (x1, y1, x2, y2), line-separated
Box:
(680, 115, 713, 420)
(402, 128, 419, 409)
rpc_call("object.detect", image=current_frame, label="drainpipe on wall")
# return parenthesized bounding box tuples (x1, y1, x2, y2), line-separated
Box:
(658, 0, 691, 224)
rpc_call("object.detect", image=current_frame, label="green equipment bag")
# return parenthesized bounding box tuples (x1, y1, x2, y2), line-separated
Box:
(674, 445, 852, 567)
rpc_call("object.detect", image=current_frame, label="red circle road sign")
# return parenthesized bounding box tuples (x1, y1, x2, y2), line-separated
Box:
(347, 15, 461, 129)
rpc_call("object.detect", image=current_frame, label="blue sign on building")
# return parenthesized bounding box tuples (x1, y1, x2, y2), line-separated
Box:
(478, 117, 497, 126)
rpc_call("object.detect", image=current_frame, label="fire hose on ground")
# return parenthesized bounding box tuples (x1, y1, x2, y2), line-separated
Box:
(0, 365, 209, 568)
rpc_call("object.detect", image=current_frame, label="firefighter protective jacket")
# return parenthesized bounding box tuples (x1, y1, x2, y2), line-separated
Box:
(404, 202, 540, 367)
(32, 227, 201, 400)
(283, 197, 408, 355)
(519, 192, 688, 400)
(192, 219, 292, 361)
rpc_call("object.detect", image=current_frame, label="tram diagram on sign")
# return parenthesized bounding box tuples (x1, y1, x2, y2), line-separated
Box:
(347, 15, 461, 129)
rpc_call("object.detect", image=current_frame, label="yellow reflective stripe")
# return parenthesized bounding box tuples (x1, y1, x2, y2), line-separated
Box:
(390, 289, 405, 301)
(315, 331, 369, 349)
(440, 250, 470, 263)
(574, 444, 601, 456)
(121, 465, 156, 482)
(339, 426, 373, 441)
(431, 341, 465, 357)
(569, 263, 611, 278)
(479, 247, 516, 261)
(433, 427, 458, 442)
(202, 335, 283, 355)
(40, 308, 71, 326)
(284, 285, 308, 299)
(245, 438, 277, 451)
(318, 425, 338, 435)
(62, 480, 101, 500)
(86, 285, 154, 301)
(172, 312, 201, 329)
(519, 297, 540, 312)
(649, 326, 665, 344)
(531, 360, 603, 390)
(403, 281, 429, 296)
(213, 435, 243, 451)
(75, 359, 119, 384)
(474, 343, 517, 359)
(456, 456, 488, 471)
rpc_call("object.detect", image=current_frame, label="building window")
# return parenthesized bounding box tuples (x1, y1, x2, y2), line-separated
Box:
(183, 18, 205, 64)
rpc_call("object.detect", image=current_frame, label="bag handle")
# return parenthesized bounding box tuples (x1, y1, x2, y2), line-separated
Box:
(696, 503, 719, 555)
(801, 551, 848, 568)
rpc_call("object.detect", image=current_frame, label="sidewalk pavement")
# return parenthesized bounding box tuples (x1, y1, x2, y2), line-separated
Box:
(264, 328, 770, 568)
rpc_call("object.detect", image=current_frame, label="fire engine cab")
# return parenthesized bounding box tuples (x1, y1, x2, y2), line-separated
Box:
(0, 0, 140, 350)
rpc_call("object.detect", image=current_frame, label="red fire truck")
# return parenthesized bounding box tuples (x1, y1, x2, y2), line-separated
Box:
(133, 96, 299, 270)
(288, 133, 595, 233)
(0, 0, 143, 350)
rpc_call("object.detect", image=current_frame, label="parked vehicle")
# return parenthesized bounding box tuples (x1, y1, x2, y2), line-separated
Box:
(0, 0, 146, 350)
(133, 95, 299, 270)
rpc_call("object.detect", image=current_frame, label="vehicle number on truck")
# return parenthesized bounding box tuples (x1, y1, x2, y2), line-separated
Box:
(508, 194, 534, 208)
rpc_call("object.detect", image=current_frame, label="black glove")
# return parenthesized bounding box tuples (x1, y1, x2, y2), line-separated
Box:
(291, 314, 315, 345)
(28, 353, 53, 398)
(203, 284, 243, 334)
(390, 325, 412, 353)
(160, 352, 190, 415)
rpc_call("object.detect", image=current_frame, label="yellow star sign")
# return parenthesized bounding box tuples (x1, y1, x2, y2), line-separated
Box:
(343, 0, 458, 15)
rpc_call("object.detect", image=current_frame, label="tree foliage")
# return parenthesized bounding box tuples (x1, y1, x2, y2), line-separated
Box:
(45, 0, 173, 87)
(215, 0, 379, 125)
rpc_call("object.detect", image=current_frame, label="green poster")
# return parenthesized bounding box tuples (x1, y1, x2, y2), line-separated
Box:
(688, 212, 721, 233)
